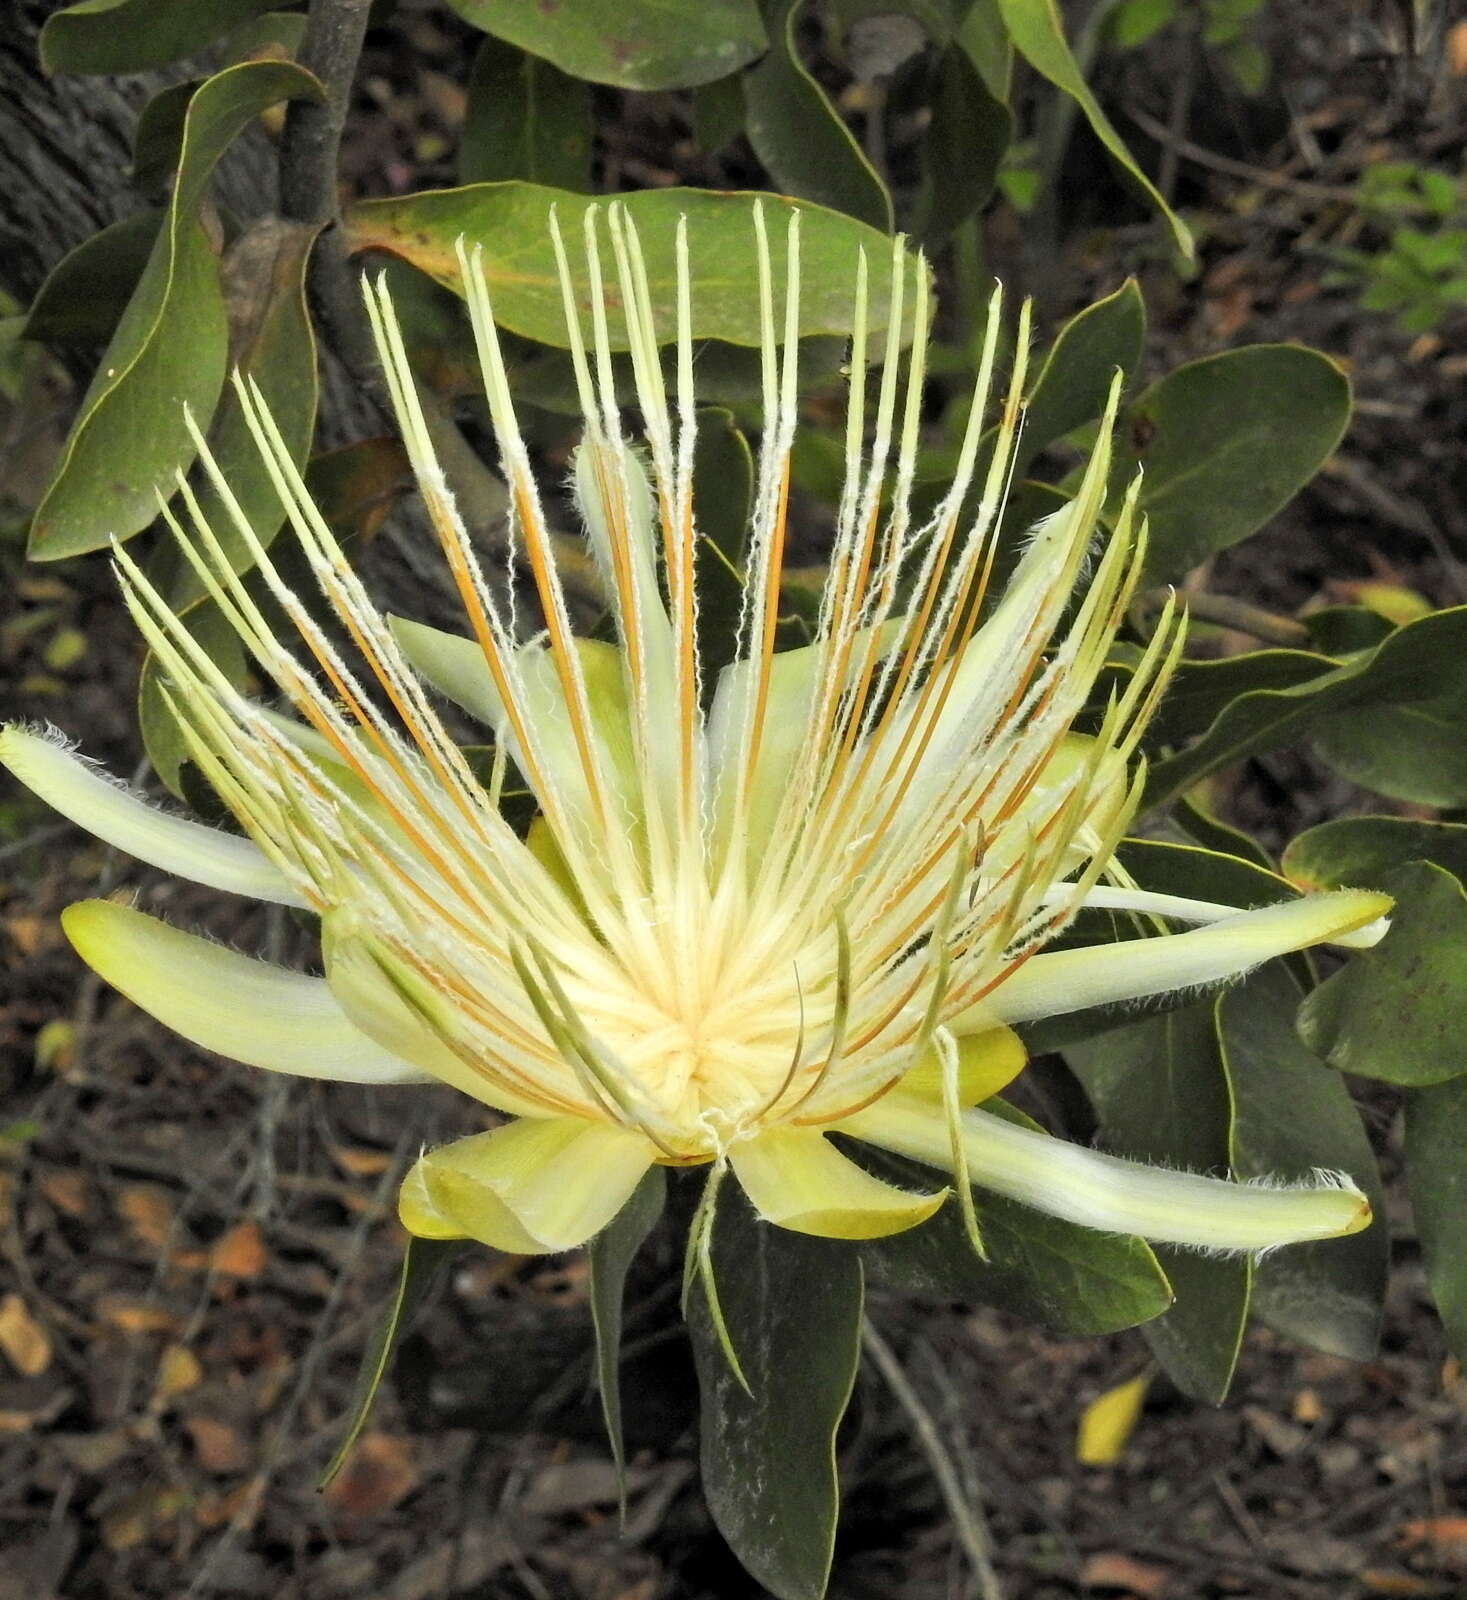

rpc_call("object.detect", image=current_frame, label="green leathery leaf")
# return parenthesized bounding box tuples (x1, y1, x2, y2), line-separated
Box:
(587, 1168, 665, 1515)
(345, 184, 923, 350)
(689, 1183, 861, 1600)
(29, 61, 325, 560)
(40, 0, 281, 74)
(139, 217, 321, 792)
(1311, 684, 1467, 807)
(1017, 278, 1145, 471)
(445, 0, 766, 90)
(460, 36, 592, 190)
(133, 81, 198, 193)
(1297, 861, 1467, 1088)
(1065, 1003, 1251, 1402)
(1113, 345, 1351, 584)
(957, 0, 1012, 99)
(1219, 964, 1388, 1360)
(1283, 816, 1467, 892)
(743, 0, 894, 233)
(21, 212, 163, 346)
(1404, 1076, 1467, 1363)
(320, 1236, 462, 1488)
(912, 40, 1010, 244)
(856, 1114, 1172, 1337)
(995, 0, 1191, 257)
(1142, 608, 1467, 811)
(1127, 645, 1333, 749)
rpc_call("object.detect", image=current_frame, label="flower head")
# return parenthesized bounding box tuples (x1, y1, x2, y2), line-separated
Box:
(4, 203, 1387, 1262)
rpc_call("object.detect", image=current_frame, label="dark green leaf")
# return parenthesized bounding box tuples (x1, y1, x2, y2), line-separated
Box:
(1143, 608, 1467, 810)
(1283, 815, 1467, 891)
(588, 1168, 665, 1509)
(40, 0, 281, 74)
(460, 36, 593, 190)
(346, 184, 923, 350)
(956, 0, 1013, 99)
(1113, 345, 1351, 583)
(320, 1236, 461, 1488)
(995, 0, 1190, 256)
(693, 407, 754, 681)
(1135, 646, 1333, 749)
(29, 61, 325, 560)
(1312, 687, 1467, 807)
(858, 1128, 1172, 1337)
(913, 42, 1011, 245)
(690, 1184, 861, 1600)
(692, 73, 747, 153)
(1065, 1004, 1250, 1401)
(1219, 964, 1388, 1360)
(132, 81, 198, 192)
(140, 216, 321, 791)
(1404, 1077, 1467, 1363)
(1018, 279, 1146, 471)
(744, 0, 894, 233)
(22, 213, 162, 346)
(1297, 861, 1467, 1088)
(445, 0, 767, 90)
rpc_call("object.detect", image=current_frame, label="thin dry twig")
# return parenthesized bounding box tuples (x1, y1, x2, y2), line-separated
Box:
(862, 1317, 1005, 1600)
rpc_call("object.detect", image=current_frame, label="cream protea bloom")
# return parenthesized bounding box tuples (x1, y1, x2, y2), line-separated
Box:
(4, 205, 1388, 1266)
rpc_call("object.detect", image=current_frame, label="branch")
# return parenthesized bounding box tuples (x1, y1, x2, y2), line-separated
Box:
(276, 0, 603, 618)
(1140, 587, 1311, 648)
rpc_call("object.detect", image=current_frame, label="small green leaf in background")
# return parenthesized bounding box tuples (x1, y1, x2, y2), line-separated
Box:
(320, 1236, 461, 1488)
(1298, 861, 1467, 1089)
(445, 0, 767, 90)
(1017, 277, 1146, 471)
(40, 0, 281, 74)
(912, 42, 1011, 245)
(1283, 815, 1467, 892)
(1113, 344, 1351, 584)
(957, 0, 1014, 99)
(587, 1168, 665, 1508)
(131, 80, 199, 192)
(1311, 681, 1467, 807)
(22, 213, 162, 347)
(1066, 1005, 1251, 1403)
(744, 0, 894, 234)
(460, 36, 593, 191)
(1220, 964, 1388, 1360)
(995, 0, 1192, 258)
(1142, 608, 1467, 811)
(858, 1130, 1172, 1337)
(690, 1185, 861, 1600)
(29, 61, 325, 561)
(1404, 1076, 1467, 1364)
(346, 184, 923, 351)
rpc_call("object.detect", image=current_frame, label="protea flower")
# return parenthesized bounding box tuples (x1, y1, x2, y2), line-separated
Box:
(4, 204, 1387, 1272)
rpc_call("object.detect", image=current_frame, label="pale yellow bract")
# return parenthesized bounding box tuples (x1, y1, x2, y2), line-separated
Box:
(2, 204, 1389, 1263)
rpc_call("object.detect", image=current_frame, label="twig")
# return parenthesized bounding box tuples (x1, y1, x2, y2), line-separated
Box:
(1139, 587, 1311, 647)
(276, 0, 603, 619)
(861, 1318, 1005, 1600)
(1124, 104, 1361, 206)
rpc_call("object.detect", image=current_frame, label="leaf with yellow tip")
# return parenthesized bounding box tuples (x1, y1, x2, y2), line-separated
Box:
(1076, 1371, 1151, 1466)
